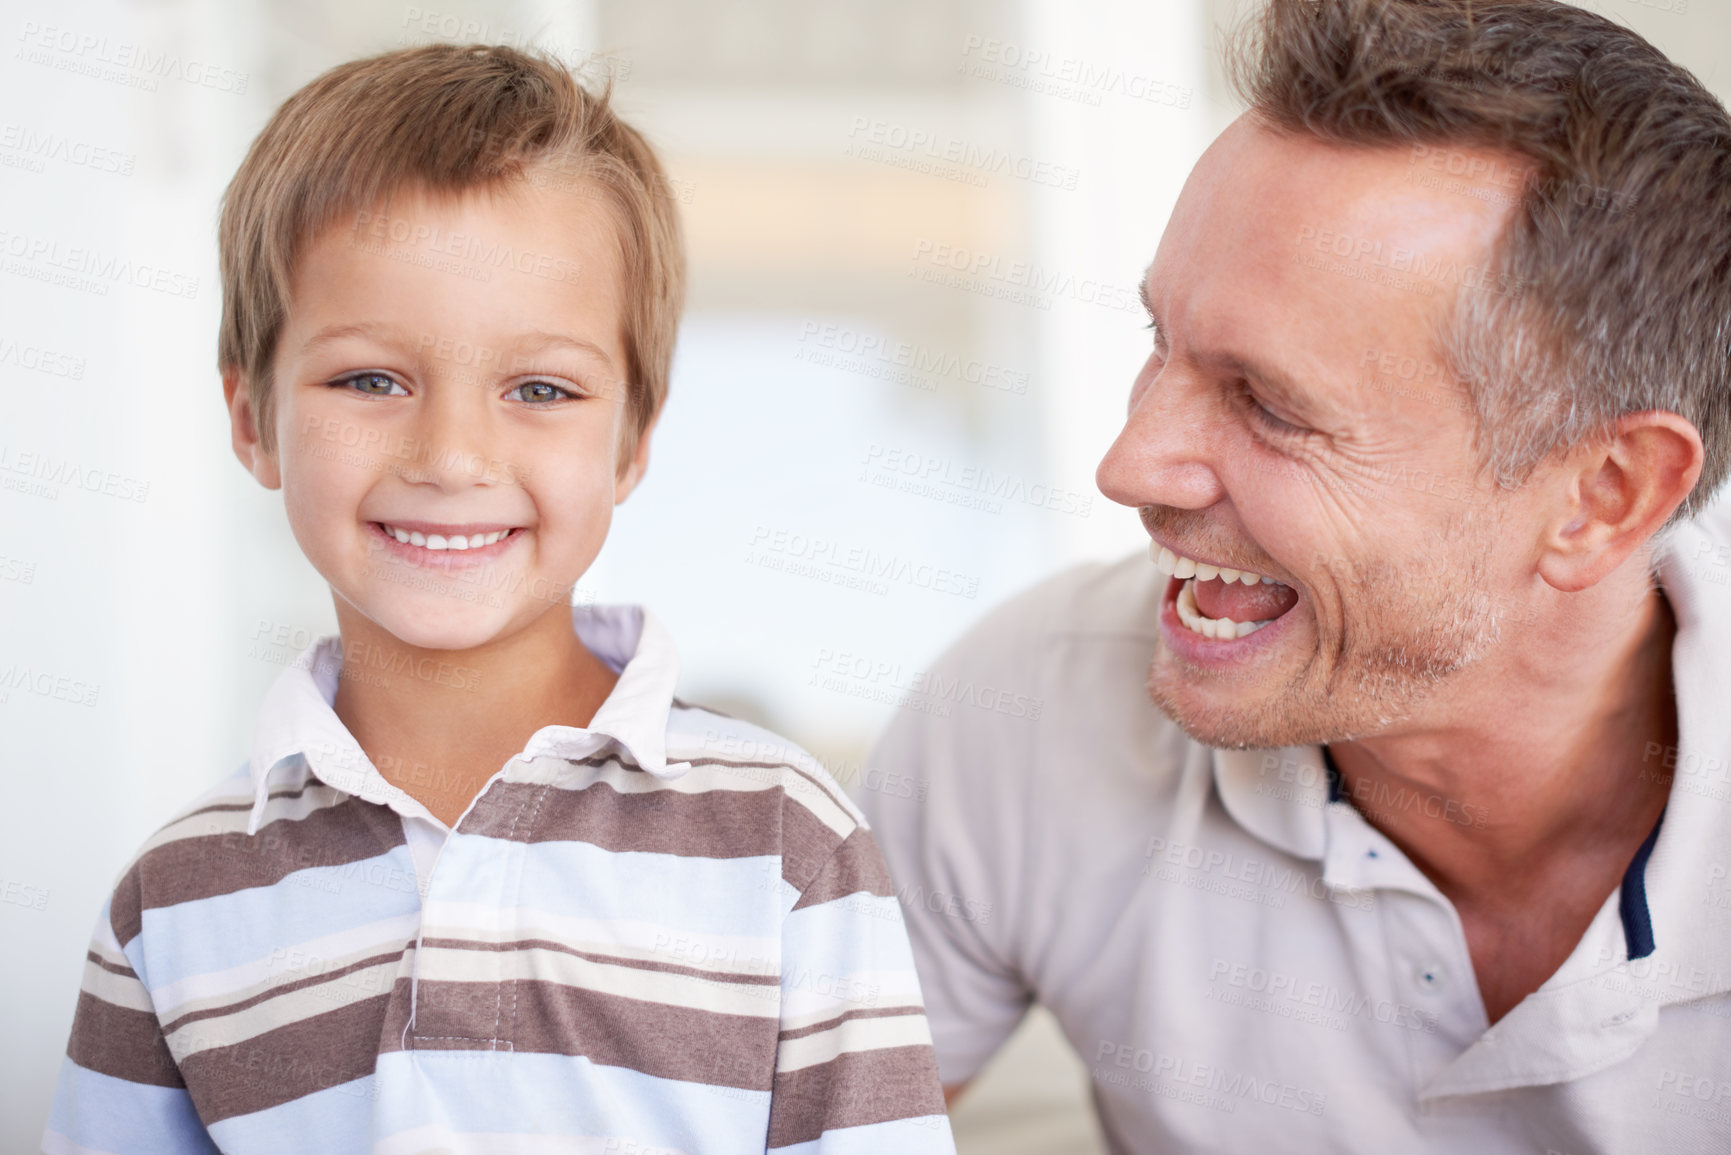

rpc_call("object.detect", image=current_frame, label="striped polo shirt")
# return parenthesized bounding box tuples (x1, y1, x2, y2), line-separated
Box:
(43, 605, 955, 1154)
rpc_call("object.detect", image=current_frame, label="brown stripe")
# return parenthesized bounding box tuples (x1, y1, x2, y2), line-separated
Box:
(86, 949, 135, 979)
(67, 992, 183, 1088)
(161, 947, 411, 1035)
(792, 827, 894, 910)
(176, 993, 391, 1123)
(767, 1044, 946, 1147)
(780, 797, 844, 893)
(417, 936, 781, 986)
(182, 783, 321, 819)
(394, 978, 779, 1089)
(777, 1005, 924, 1043)
(111, 797, 406, 944)
(561, 748, 855, 821)
(775, 761, 856, 829)
(460, 778, 789, 860)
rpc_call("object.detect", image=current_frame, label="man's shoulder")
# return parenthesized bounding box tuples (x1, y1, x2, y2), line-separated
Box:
(925, 551, 1164, 682)
(867, 551, 1184, 797)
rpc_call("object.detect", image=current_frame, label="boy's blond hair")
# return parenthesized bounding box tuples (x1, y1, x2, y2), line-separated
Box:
(217, 43, 685, 459)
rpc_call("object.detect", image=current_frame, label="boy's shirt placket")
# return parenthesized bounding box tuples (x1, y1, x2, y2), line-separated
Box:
(394, 752, 571, 1058)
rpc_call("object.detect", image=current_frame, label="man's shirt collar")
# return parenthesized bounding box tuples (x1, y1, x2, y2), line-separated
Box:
(1210, 502, 1731, 997)
(244, 604, 687, 835)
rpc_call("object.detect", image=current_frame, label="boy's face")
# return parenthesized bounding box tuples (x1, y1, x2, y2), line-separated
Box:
(225, 177, 649, 652)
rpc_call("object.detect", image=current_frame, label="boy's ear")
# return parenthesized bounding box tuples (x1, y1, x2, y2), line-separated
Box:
(615, 412, 657, 504)
(223, 368, 282, 490)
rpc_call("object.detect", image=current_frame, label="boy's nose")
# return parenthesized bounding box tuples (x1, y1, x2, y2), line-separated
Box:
(404, 383, 498, 492)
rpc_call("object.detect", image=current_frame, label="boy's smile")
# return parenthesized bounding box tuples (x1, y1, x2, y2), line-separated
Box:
(229, 178, 648, 654)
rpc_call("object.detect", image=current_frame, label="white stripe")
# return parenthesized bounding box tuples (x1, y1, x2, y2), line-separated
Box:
(414, 942, 783, 1019)
(540, 756, 859, 841)
(569, 758, 784, 797)
(150, 911, 420, 1020)
(80, 955, 155, 1014)
(165, 957, 405, 1058)
(778, 989, 925, 1033)
(134, 784, 349, 859)
(375, 1124, 691, 1155)
(88, 932, 129, 970)
(776, 1013, 933, 1074)
(421, 902, 782, 978)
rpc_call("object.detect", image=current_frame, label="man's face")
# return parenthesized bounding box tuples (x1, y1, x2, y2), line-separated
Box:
(1097, 117, 1536, 749)
(241, 177, 644, 653)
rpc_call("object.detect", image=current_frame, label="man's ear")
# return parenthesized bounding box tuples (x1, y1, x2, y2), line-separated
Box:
(1537, 410, 1703, 593)
(223, 368, 282, 490)
(615, 411, 657, 505)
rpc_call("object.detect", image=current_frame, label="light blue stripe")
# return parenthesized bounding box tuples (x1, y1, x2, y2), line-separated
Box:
(436, 835, 784, 938)
(782, 892, 918, 977)
(204, 1077, 378, 1155)
(137, 846, 422, 987)
(769, 1114, 957, 1154)
(372, 1050, 771, 1155)
(44, 1058, 220, 1155)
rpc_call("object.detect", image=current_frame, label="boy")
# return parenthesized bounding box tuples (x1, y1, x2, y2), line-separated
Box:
(43, 44, 954, 1154)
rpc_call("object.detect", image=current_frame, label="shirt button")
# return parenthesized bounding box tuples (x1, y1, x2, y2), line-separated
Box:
(1366, 848, 1379, 859)
(1415, 963, 1447, 993)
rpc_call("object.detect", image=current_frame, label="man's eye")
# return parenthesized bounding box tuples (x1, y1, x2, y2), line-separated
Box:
(336, 373, 406, 397)
(1241, 383, 1306, 435)
(510, 381, 576, 403)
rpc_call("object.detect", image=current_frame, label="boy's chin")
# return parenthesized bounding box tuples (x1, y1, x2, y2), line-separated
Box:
(345, 597, 526, 655)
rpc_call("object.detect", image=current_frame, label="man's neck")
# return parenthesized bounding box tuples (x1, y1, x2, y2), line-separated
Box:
(1328, 574, 1677, 1021)
(328, 603, 620, 827)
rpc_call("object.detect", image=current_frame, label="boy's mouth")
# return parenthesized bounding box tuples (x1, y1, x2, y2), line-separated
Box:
(368, 520, 524, 562)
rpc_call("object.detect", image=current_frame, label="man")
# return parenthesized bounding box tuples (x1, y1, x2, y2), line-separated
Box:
(859, 0, 1731, 1150)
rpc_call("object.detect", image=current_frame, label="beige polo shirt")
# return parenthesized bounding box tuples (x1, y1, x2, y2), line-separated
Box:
(861, 501, 1731, 1153)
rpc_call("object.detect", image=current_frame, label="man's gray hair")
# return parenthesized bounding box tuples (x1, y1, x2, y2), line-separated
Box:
(1231, 0, 1731, 520)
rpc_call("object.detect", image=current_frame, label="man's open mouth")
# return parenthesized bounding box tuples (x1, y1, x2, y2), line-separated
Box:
(1152, 544, 1299, 640)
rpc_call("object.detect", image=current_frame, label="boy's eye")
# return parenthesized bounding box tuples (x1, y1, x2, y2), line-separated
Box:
(510, 380, 576, 403)
(336, 372, 406, 397)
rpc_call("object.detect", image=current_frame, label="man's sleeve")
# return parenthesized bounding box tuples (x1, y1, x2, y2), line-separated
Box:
(765, 826, 956, 1154)
(41, 897, 219, 1155)
(854, 615, 1043, 1089)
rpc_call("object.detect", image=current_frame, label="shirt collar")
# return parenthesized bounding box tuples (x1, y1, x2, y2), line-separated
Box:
(245, 603, 688, 835)
(1210, 499, 1731, 992)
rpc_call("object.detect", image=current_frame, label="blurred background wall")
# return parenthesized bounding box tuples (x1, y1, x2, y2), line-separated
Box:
(1, 1, 1725, 1151)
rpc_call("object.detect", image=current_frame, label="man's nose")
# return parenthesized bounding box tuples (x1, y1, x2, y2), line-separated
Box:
(1096, 353, 1225, 512)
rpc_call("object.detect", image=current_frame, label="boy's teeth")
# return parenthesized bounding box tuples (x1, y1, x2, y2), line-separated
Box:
(383, 525, 508, 551)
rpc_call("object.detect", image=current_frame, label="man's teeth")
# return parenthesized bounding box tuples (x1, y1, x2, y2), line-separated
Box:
(1150, 544, 1282, 586)
(382, 524, 510, 551)
(1148, 542, 1291, 640)
(1175, 576, 1270, 639)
